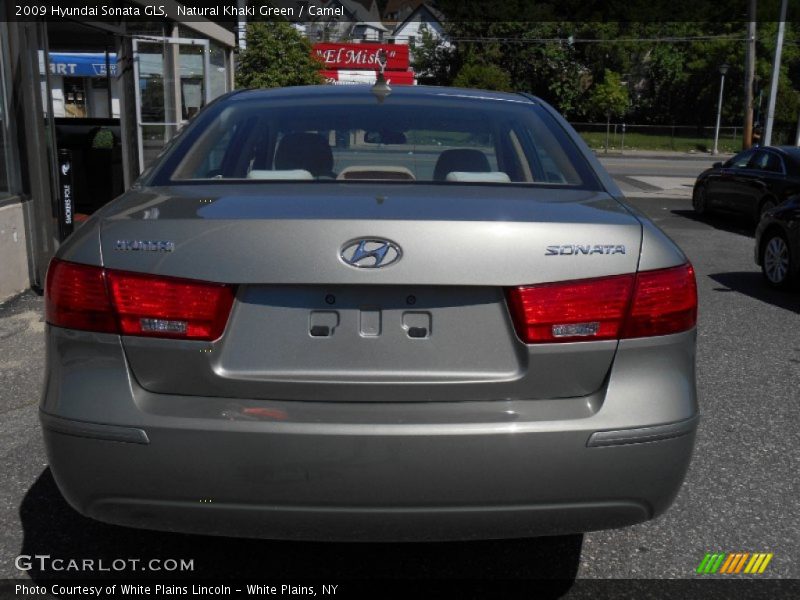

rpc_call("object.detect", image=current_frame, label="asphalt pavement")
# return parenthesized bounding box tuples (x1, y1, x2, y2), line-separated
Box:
(598, 151, 724, 199)
(0, 174, 797, 592)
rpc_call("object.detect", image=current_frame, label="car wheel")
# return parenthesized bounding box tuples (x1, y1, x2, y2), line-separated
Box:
(761, 231, 793, 289)
(692, 185, 709, 215)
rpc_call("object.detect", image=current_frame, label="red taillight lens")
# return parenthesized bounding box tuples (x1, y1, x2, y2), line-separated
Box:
(45, 259, 117, 333)
(621, 264, 697, 339)
(45, 259, 235, 341)
(106, 270, 234, 340)
(507, 274, 635, 343)
(507, 263, 697, 343)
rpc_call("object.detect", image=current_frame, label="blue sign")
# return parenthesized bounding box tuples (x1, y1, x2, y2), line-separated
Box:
(48, 53, 118, 78)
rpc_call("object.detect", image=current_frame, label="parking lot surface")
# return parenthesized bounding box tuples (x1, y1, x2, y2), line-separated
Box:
(0, 195, 797, 586)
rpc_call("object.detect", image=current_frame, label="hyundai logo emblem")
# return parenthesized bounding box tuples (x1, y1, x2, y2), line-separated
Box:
(340, 238, 402, 269)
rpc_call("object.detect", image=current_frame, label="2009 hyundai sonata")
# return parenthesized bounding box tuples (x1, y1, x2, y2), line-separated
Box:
(41, 85, 698, 541)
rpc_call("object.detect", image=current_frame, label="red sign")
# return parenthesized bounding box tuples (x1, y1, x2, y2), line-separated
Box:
(313, 43, 410, 71)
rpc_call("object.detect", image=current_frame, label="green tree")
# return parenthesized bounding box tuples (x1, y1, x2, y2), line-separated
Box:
(235, 21, 323, 89)
(410, 2, 800, 130)
(443, 21, 590, 116)
(589, 69, 629, 151)
(412, 26, 457, 85)
(453, 61, 512, 91)
(590, 69, 629, 119)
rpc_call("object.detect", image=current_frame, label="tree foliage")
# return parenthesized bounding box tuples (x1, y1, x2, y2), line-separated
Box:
(589, 69, 629, 120)
(236, 21, 323, 89)
(413, 5, 800, 132)
(412, 26, 457, 85)
(453, 61, 512, 91)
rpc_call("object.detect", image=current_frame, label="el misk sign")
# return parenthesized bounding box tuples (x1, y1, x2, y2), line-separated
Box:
(313, 43, 410, 71)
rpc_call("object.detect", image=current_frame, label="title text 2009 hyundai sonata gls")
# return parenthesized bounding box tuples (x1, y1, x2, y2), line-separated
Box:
(41, 85, 698, 541)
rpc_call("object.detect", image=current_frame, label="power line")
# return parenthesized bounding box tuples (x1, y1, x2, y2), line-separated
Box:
(444, 35, 748, 44)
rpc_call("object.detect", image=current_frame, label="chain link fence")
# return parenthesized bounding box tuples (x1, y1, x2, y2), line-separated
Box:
(570, 122, 797, 154)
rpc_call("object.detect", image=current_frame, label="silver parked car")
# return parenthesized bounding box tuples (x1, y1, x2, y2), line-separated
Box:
(41, 86, 698, 541)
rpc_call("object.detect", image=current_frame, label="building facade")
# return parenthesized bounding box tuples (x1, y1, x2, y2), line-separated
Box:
(0, 5, 236, 301)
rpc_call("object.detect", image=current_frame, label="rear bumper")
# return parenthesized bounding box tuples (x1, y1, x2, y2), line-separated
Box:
(41, 411, 696, 541)
(40, 327, 698, 541)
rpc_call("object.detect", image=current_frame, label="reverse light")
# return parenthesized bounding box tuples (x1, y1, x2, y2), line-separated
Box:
(45, 259, 235, 341)
(507, 263, 697, 343)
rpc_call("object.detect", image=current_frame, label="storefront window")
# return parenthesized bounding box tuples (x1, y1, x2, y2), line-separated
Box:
(178, 43, 205, 119)
(178, 26, 230, 102)
(209, 42, 228, 100)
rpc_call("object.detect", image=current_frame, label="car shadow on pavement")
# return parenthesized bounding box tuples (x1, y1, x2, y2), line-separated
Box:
(20, 469, 581, 591)
(708, 272, 799, 314)
(671, 210, 755, 238)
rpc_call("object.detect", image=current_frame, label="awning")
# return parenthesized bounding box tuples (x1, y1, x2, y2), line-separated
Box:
(45, 52, 118, 77)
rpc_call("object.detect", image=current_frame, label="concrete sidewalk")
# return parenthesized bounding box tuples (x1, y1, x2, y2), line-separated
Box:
(0, 291, 44, 417)
(593, 149, 735, 161)
(615, 175, 695, 200)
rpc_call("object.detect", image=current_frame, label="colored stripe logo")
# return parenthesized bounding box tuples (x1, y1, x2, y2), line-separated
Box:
(696, 552, 773, 574)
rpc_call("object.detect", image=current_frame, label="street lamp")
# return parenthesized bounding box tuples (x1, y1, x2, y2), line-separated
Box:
(712, 63, 730, 155)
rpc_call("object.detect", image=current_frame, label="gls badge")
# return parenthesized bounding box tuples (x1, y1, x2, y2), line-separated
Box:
(545, 244, 627, 256)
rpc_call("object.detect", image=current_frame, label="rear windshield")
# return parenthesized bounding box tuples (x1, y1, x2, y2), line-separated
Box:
(152, 92, 598, 188)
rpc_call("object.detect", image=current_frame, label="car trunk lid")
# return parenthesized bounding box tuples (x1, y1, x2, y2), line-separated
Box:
(99, 184, 641, 401)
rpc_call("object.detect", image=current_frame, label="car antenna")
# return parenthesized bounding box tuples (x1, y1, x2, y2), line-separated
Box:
(371, 49, 392, 103)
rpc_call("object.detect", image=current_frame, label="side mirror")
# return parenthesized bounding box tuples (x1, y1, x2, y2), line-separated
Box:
(713, 162, 723, 169)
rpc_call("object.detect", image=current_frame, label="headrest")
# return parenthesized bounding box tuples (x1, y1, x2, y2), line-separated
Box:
(445, 171, 511, 183)
(275, 132, 333, 177)
(433, 149, 491, 181)
(247, 169, 313, 180)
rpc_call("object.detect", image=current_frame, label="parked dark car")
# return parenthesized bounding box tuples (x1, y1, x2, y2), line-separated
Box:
(692, 146, 800, 223)
(755, 193, 800, 288)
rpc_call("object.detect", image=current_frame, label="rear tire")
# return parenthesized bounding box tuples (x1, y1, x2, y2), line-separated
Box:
(761, 231, 794, 289)
(692, 185, 709, 216)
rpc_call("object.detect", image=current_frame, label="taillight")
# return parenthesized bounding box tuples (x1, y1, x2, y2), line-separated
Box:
(507, 274, 634, 343)
(45, 260, 117, 334)
(106, 270, 234, 340)
(621, 264, 697, 338)
(45, 258, 235, 341)
(507, 263, 697, 343)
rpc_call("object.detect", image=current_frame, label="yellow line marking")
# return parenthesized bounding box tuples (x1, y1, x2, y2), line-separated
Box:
(749, 554, 766, 573)
(758, 554, 773, 574)
(744, 554, 759, 573)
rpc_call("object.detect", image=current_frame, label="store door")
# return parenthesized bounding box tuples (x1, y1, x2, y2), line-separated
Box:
(132, 37, 210, 172)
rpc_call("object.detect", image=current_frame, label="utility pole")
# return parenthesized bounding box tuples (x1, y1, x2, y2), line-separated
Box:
(795, 110, 800, 146)
(237, 0, 247, 50)
(743, 0, 757, 149)
(763, 0, 788, 146)
(713, 64, 730, 155)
